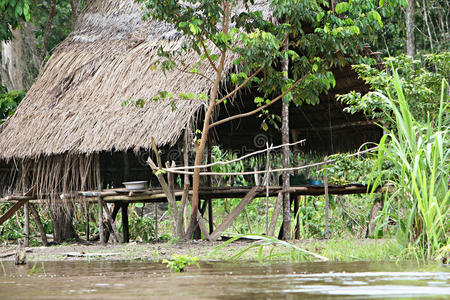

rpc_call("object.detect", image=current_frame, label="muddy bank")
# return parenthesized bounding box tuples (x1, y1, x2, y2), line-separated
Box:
(0, 238, 399, 262)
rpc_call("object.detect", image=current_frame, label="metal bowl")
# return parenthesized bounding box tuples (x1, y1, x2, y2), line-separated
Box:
(122, 181, 148, 190)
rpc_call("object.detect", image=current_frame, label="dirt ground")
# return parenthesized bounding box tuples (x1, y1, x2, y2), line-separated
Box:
(0, 238, 400, 263)
(0, 240, 255, 262)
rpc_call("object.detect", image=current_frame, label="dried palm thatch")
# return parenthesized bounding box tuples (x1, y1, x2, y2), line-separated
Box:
(0, 0, 272, 196)
(0, 0, 256, 160)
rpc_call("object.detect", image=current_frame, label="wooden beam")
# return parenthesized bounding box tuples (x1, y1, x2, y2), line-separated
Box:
(210, 186, 263, 241)
(0, 200, 28, 225)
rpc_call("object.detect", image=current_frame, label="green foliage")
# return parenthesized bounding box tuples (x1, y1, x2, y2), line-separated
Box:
(136, 0, 385, 111)
(0, 85, 25, 123)
(129, 209, 156, 242)
(368, 72, 449, 260)
(210, 234, 328, 262)
(338, 53, 450, 126)
(0, 0, 32, 41)
(163, 254, 200, 272)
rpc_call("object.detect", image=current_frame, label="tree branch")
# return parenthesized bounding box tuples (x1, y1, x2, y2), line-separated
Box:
(41, 0, 57, 62)
(209, 72, 310, 128)
(215, 66, 263, 106)
(198, 37, 218, 72)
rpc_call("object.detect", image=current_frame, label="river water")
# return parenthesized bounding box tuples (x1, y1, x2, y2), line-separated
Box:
(0, 260, 448, 299)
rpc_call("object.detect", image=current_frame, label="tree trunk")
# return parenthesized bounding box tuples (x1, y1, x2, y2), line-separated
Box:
(281, 35, 291, 240)
(70, 0, 83, 29)
(50, 204, 78, 243)
(184, 2, 230, 240)
(406, 0, 416, 58)
(0, 23, 40, 91)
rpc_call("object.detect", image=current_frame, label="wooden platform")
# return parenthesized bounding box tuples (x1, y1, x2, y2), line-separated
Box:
(0, 184, 375, 204)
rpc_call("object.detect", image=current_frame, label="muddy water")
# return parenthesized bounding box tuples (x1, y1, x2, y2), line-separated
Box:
(0, 260, 448, 299)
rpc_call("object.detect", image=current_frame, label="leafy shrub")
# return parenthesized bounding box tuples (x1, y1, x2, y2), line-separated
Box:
(0, 85, 25, 124)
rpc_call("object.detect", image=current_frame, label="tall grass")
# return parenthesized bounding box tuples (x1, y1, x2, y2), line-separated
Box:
(369, 73, 449, 260)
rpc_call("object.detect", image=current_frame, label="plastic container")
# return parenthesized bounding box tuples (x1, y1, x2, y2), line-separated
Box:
(122, 181, 148, 190)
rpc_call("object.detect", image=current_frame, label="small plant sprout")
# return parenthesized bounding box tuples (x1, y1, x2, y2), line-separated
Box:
(162, 254, 200, 272)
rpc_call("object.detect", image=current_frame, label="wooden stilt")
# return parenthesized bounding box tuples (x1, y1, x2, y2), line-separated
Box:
(29, 204, 48, 246)
(154, 203, 158, 240)
(197, 210, 211, 241)
(294, 195, 300, 239)
(23, 203, 29, 247)
(122, 202, 129, 243)
(85, 201, 90, 242)
(98, 197, 105, 244)
(104, 203, 121, 243)
(268, 192, 282, 237)
(207, 198, 213, 234)
(323, 157, 330, 239)
(103, 202, 122, 243)
(210, 186, 263, 241)
(95, 154, 105, 244)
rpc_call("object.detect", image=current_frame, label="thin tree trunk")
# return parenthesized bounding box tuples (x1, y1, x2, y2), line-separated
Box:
(41, 0, 57, 62)
(281, 35, 291, 240)
(70, 0, 82, 29)
(406, 0, 416, 58)
(184, 2, 230, 240)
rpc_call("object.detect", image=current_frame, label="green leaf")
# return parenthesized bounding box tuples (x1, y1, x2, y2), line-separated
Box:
(335, 2, 350, 14)
(261, 122, 268, 131)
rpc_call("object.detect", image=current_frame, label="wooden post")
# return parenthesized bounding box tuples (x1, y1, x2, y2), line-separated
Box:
(208, 198, 214, 234)
(102, 202, 122, 243)
(23, 203, 29, 247)
(323, 157, 330, 239)
(154, 202, 158, 240)
(29, 204, 48, 246)
(265, 142, 271, 235)
(294, 196, 300, 239)
(85, 200, 90, 242)
(122, 202, 129, 243)
(96, 154, 105, 244)
(268, 192, 283, 237)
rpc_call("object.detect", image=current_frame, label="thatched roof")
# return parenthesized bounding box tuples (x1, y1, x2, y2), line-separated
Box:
(0, 0, 375, 161)
(0, 0, 249, 160)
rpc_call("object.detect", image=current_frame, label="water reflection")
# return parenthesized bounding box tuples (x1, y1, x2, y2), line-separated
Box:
(0, 260, 448, 299)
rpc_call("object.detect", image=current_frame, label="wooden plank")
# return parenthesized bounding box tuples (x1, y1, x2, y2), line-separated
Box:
(0, 200, 28, 225)
(210, 186, 263, 241)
